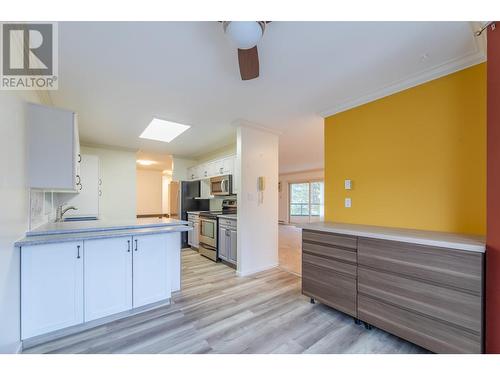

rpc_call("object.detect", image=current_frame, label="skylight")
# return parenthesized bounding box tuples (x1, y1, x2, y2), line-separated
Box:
(139, 118, 191, 143)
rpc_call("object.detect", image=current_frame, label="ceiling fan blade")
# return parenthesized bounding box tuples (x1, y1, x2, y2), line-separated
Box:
(237, 46, 259, 80)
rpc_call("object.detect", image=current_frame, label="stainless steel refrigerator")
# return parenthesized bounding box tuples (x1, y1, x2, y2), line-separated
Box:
(170, 180, 209, 248)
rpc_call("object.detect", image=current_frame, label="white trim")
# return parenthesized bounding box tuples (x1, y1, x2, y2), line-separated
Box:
(231, 119, 282, 136)
(319, 23, 486, 118)
(237, 263, 279, 277)
(0, 341, 23, 354)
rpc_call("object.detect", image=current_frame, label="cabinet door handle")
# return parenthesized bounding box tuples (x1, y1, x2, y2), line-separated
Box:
(78, 154, 81, 163)
(98, 178, 102, 186)
(77, 245, 81, 259)
(76, 175, 81, 184)
(98, 189, 102, 196)
(78, 183, 83, 191)
(134, 239, 138, 251)
(127, 240, 131, 252)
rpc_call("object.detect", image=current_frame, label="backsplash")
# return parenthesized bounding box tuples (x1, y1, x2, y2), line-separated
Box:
(29, 190, 75, 230)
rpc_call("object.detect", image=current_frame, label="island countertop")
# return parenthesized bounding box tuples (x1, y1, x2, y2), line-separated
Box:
(26, 217, 189, 237)
(298, 221, 485, 253)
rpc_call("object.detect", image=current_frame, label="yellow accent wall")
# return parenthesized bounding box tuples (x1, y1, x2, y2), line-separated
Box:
(324, 63, 486, 235)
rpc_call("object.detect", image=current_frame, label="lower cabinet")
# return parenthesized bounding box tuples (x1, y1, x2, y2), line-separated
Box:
(21, 232, 180, 340)
(301, 231, 358, 317)
(21, 241, 84, 340)
(84, 237, 133, 321)
(133, 233, 171, 308)
(301, 229, 485, 354)
(218, 219, 237, 265)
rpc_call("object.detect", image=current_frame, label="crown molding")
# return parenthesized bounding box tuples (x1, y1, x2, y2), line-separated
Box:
(231, 119, 282, 136)
(319, 22, 486, 118)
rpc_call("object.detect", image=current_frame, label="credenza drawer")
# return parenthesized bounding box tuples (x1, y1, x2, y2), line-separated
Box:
(303, 230, 357, 250)
(302, 262, 356, 316)
(358, 294, 482, 354)
(303, 241, 357, 264)
(358, 267, 481, 333)
(358, 237, 483, 294)
(303, 252, 356, 277)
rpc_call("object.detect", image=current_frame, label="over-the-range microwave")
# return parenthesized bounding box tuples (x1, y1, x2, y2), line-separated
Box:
(210, 175, 232, 196)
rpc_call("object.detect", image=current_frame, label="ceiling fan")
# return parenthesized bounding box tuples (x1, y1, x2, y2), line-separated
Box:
(222, 21, 270, 81)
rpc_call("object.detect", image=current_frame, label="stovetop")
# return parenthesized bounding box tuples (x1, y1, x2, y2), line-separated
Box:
(199, 210, 236, 219)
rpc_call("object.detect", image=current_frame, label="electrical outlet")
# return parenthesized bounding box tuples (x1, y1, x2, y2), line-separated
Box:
(345, 198, 352, 208)
(344, 179, 352, 190)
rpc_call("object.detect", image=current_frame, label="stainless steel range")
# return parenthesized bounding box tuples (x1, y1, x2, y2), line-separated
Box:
(198, 199, 236, 262)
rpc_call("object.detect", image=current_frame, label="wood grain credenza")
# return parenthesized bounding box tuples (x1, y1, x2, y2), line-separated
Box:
(301, 227, 484, 354)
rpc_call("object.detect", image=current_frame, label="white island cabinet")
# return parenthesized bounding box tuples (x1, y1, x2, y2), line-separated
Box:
(133, 233, 171, 308)
(84, 237, 133, 321)
(21, 241, 84, 340)
(19, 225, 187, 343)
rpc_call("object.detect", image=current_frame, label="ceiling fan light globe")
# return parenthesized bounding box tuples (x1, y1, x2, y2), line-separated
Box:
(225, 21, 263, 50)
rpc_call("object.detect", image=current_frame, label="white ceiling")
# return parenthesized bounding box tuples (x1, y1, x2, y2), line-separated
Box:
(49, 22, 484, 174)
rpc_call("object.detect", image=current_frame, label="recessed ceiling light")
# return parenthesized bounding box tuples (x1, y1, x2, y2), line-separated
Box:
(140, 118, 191, 143)
(137, 160, 157, 166)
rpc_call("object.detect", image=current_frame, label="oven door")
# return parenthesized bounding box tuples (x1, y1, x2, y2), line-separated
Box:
(199, 218, 217, 248)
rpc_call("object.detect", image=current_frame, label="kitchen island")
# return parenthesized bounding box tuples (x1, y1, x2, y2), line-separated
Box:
(16, 218, 190, 347)
(299, 221, 485, 353)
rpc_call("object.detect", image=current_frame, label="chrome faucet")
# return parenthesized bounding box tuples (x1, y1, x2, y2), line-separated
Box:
(55, 205, 78, 222)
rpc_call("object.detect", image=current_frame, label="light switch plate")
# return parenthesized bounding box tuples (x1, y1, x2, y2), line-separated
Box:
(344, 179, 352, 190)
(345, 198, 352, 208)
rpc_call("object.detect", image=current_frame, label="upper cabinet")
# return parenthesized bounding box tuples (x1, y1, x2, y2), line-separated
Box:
(186, 155, 236, 182)
(27, 103, 81, 192)
(64, 154, 101, 219)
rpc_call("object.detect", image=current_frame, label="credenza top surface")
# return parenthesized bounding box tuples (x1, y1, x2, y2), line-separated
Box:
(299, 222, 485, 253)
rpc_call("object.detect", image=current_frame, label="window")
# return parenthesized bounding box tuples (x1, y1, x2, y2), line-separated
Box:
(289, 181, 324, 223)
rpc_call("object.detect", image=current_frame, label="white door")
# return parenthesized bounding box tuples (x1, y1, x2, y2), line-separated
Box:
(66, 154, 100, 218)
(21, 241, 84, 339)
(84, 237, 133, 321)
(132, 234, 171, 308)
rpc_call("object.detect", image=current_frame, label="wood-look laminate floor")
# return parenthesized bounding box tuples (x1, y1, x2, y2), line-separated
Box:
(24, 249, 428, 354)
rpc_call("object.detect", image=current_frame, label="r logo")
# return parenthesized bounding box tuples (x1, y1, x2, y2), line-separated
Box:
(2, 23, 53, 76)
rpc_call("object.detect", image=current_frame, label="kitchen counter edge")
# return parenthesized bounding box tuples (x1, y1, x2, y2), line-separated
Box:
(16, 225, 191, 247)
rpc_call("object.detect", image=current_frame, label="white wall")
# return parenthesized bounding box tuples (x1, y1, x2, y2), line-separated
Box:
(162, 174, 171, 215)
(279, 169, 324, 224)
(236, 125, 279, 276)
(81, 145, 136, 220)
(0, 90, 41, 353)
(136, 169, 163, 215)
(196, 143, 236, 163)
(171, 157, 197, 181)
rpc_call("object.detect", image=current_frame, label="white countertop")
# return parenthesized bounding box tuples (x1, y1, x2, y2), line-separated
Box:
(299, 222, 485, 253)
(26, 217, 190, 237)
(217, 214, 237, 219)
(16, 225, 191, 247)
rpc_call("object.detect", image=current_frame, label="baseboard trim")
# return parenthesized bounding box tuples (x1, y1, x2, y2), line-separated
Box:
(237, 263, 279, 277)
(0, 341, 23, 354)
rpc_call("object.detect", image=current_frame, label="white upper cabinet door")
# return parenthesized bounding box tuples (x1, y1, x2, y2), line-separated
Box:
(65, 154, 100, 218)
(212, 159, 225, 176)
(187, 166, 195, 180)
(84, 237, 133, 321)
(132, 234, 171, 308)
(21, 241, 84, 339)
(222, 156, 234, 175)
(27, 103, 80, 191)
